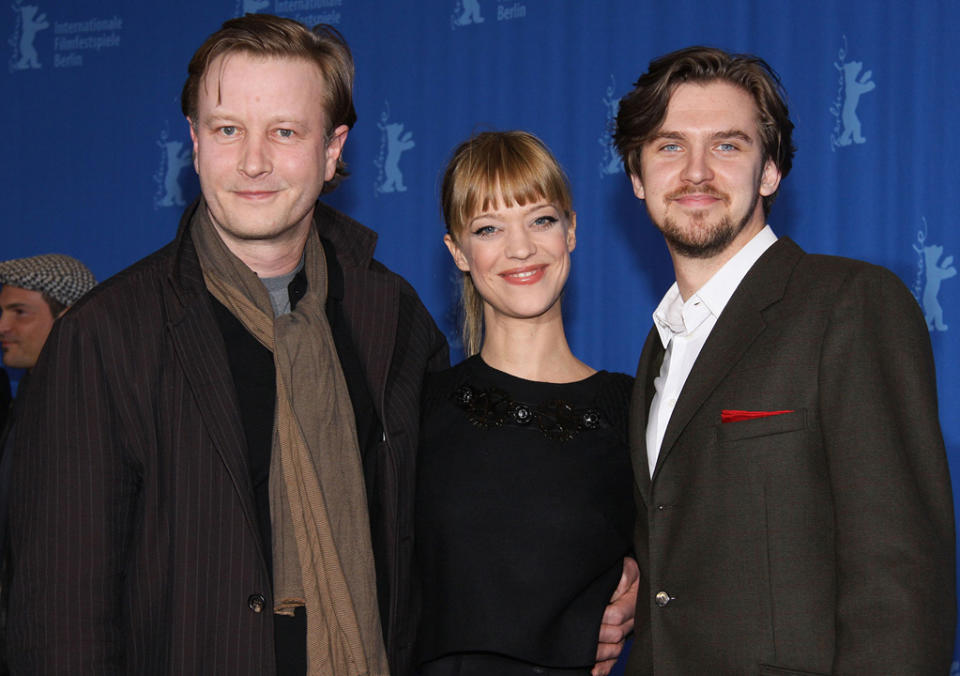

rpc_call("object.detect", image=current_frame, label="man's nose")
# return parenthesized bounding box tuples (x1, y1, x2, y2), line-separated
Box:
(680, 147, 714, 185)
(238, 135, 272, 178)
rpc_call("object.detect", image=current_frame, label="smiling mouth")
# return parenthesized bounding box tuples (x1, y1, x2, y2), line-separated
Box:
(500, 265, 547, 284)
(234, 190, 279, 200)
(671, 194, 725, 210)
(667, 187, 728, 207)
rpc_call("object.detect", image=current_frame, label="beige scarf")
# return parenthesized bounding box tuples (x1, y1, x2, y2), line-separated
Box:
(191, 203, 389, 676)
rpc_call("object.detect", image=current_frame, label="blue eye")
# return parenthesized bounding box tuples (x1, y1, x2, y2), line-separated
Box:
(661, 143, 681, 152)
(532, 215, 559, 228)
(472, 225, 497, 238)
(277, 128, 294, 138)
(219, 126, 237, 137)
(717, 142, 737, 151)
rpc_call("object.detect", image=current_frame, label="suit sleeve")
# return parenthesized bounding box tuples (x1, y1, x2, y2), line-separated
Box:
(819, 265, 955, 674)
(425, 318, 450, 375)
(8, 313, 138, 674)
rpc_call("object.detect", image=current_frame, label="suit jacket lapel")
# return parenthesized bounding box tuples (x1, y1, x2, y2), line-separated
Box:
(631, 327, 662, 506)
(652, 237, 804, 479)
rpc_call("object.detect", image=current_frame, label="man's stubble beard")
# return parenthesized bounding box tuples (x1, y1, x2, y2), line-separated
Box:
(657, 188, 761, 260)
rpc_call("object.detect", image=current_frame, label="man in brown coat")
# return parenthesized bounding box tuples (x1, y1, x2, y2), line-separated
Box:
(6, 15, 448, 676)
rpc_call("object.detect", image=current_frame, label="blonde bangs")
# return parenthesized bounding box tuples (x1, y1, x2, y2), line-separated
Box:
(444, 131, 572, 239)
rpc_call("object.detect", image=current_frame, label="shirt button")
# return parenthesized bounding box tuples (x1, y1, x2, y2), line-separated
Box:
(655, 590, 673, 607)
(247, 593, 266, 613)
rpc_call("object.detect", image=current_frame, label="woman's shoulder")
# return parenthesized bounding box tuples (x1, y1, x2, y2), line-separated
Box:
(588, 370, 634, 442)
(594, 370, 634, 400)
(424, 355, 480, 385)
(421, 355, 482, 411)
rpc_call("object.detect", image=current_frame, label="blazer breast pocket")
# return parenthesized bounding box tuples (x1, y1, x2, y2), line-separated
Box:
(717, 409, 807, 444)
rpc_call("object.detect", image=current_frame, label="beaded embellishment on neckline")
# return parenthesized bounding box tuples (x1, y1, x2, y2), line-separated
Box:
(452, 383, 601, 442)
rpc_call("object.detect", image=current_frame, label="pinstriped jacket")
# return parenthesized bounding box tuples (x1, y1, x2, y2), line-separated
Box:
(7, 200, 448, 675)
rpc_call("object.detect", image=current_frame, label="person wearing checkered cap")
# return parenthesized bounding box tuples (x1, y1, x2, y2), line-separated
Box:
(0, 254, 96, 370)
(0, 254, 94, 666)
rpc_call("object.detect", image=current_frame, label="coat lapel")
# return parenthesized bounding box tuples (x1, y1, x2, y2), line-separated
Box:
(631, 327, 662, 506)
(340, 268, 399, 415)
(652, 238, 804, 479)
(163, 216, 262, 549)
(313, 200, 399, 415)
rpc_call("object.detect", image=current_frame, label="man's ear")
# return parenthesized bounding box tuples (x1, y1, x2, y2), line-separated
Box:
(630, 173, 645, 200)
(444, 233, 470, 272)
(324, 124, 350, 182)
(187, 117, 199, 174)
(759, 158, 782, 197)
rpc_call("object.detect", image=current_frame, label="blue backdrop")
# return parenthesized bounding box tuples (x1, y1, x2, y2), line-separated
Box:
(4, 0, 959, 669)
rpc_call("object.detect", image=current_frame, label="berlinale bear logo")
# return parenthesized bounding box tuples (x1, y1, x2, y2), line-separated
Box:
(599, 74, 624, 177)
(9, 2, 50, 71)
(913, 219, 956, 333)
(374, 101, 415, 195)
(451, 0, 484, 28)
(829, 36, 876, 150)
(154, 129, 194, 209)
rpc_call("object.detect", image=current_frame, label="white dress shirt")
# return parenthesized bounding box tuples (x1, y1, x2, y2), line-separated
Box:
(645, 226, 778, 476)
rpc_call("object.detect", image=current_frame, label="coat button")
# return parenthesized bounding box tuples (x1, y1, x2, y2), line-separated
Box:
(247, 593, 266, 613)
(655, 590, 673, 607)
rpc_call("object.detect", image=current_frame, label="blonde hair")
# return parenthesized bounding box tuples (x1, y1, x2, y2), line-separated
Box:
(440, 131, 573, 355)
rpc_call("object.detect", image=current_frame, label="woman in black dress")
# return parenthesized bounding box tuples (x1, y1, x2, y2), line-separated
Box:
(416, 131, 636, 676)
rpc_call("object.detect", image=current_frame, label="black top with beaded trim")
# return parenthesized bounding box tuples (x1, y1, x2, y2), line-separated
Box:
(415, 356, 635, 668)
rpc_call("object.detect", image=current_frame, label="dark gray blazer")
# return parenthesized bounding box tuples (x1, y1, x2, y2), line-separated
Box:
(626, 237, 955, 676)
(6, 200, 447, 675)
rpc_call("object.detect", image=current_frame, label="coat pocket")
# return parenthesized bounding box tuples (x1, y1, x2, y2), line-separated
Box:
(717, 409, 806, 443)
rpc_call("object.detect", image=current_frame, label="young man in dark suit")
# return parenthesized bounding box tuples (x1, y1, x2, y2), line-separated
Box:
(614, 46, 955, 675)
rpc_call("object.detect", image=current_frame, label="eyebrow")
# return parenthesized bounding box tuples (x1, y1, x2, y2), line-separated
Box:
(201, 113, 234, 125)
(469, 202, 557, 224)
(201, 112, 312, 132)
(713, 129, 754, 143)
(650, 129, 754, 144)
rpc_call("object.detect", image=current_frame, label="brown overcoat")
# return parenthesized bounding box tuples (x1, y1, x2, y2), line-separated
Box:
(7, 200, 448, 675)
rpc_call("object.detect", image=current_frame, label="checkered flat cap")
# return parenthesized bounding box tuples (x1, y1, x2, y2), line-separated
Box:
(0, 254, 97, 307)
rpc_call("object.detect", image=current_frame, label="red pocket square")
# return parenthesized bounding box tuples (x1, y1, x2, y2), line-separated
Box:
(721, 409, 794, 423)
